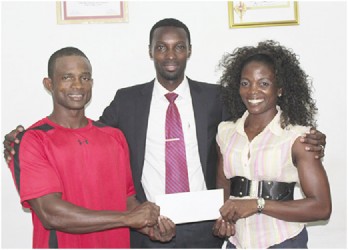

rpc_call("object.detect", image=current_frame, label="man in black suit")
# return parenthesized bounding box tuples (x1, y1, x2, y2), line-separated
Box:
(99, 18, 226, 248)
(3, 18, 326, 248)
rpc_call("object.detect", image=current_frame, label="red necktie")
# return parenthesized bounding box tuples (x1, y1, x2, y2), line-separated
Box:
(165, 93, 190, 194)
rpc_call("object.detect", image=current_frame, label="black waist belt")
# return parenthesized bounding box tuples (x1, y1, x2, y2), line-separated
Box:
(230, 176, 295, 201)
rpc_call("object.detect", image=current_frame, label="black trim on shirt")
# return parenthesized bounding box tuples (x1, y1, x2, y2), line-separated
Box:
(93, 120, 107, 128)
(13, 123, 54, 192)
(49, 230, 58, 248)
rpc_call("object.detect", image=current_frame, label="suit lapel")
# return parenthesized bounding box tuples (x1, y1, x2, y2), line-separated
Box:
(188, 79, 208, 175)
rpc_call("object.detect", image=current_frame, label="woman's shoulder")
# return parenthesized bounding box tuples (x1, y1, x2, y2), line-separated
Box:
(217, 120, 240, 140)
(284, 124, 311, 137)
(218, 120, 238, 131)
(216, 120, 243, 149)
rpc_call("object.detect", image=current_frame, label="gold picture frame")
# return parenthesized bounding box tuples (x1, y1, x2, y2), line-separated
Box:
(228, 1, 299, 28)
(56, 1, 128, 24)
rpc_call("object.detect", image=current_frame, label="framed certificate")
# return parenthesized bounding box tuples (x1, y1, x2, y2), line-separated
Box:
(228, 1, 299, 28)
(57, 1, 128, 24)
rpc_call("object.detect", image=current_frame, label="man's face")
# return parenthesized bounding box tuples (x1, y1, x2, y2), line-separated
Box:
(149, 26, 191, 88)
(46, 55, 93, 112)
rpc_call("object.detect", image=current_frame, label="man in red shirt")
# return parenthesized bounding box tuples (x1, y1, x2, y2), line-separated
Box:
(8, 47, 175, 248)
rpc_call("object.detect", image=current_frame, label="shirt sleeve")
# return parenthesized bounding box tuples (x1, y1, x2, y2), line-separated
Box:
(14, 130, 62, 208)
(216, 121, 231, 151)
(288, 125, 311, 146)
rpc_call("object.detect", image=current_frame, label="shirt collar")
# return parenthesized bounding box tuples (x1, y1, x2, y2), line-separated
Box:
(153, 77, 189, 100)
(236, 106, 283, 136)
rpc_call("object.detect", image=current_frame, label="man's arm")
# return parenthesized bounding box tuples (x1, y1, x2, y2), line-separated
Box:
(3, 125, 24, 164)
(98, 91, 120, 127)
(28, 193, 159, 234)
(3, 126, 327, 165)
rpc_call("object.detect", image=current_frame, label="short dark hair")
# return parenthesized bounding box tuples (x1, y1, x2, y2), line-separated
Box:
(48, 47, 90, 78)
(149, 18, 191, 45)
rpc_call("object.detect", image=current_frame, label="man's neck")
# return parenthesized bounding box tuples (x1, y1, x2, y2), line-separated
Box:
(157, 76, 185, 92)
(48, 110, 88, 129)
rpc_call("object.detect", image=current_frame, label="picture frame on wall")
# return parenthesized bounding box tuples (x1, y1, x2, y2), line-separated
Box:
(228, 1, 299, 28)
(56, 1, 128, 24)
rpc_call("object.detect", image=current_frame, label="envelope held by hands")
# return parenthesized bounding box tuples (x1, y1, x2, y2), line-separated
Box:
(155, 189, 223, 224)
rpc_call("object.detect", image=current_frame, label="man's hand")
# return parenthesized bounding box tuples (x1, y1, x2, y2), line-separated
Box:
(3, 125, 24, 164)
(146, 216, 176, 242)
(126, 201, 160, 229)
(300, 128, 326, 159)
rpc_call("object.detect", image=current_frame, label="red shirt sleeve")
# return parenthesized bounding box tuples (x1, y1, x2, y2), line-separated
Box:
(13, 130, 62, 208)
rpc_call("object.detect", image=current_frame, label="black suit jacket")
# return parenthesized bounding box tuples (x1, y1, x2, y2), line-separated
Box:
(100, 77, 228, 202)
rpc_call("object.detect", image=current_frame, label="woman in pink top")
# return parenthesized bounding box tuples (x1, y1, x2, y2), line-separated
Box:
(213, 40, 331, 248)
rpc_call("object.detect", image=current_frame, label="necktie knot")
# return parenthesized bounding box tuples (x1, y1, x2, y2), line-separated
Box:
(165, 93, 178, 104)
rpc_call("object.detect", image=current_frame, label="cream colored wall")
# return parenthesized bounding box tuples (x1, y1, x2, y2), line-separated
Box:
(1, 1, 346, 248)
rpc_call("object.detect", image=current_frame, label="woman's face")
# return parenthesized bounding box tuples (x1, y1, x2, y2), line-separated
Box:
(239, 60, 282, 116)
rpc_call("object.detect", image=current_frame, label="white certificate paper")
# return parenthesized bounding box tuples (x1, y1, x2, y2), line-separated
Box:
(155, 189, 223, 224)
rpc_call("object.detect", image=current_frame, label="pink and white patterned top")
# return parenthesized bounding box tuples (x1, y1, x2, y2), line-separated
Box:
(217, 107, 310, 248)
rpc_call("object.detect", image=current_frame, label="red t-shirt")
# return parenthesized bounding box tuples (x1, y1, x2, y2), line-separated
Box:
(10, 117, 135, 248)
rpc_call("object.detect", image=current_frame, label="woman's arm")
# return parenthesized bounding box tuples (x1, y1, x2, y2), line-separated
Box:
(216, 144, 231, 202)
(261, 137, 332, 222)
(219, 137, 332, 224)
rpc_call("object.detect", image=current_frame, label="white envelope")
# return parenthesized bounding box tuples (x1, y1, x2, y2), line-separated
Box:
(155, 189, 223, 224)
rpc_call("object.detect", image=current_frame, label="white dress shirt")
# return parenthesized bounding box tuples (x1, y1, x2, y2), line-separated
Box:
(141, 77, 207, 202)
